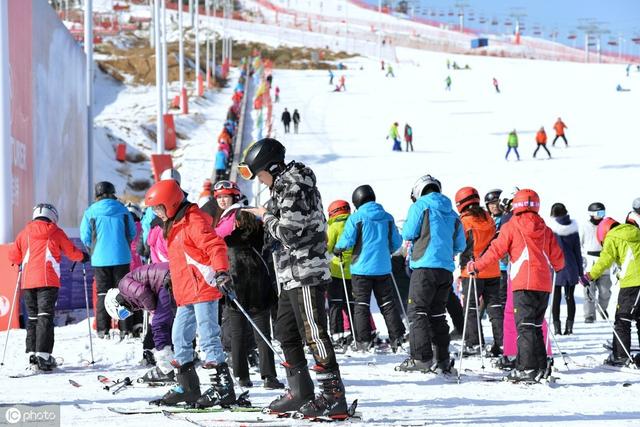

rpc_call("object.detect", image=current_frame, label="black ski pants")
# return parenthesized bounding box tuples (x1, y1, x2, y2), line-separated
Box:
(275, 284, 338, 370)
(94, 264, 130, 333)
(552, 285, 576, 323)
(446, 286, 464, 333)
(513, 290, 549, 371)
(461, 277, 504, 347)
(24, 287, 58, 355)
(228, 308, 276, 380)
(552, 134, 568, 146)
(612, 287, 640, 358)
(351, 274, 405, 343)
(408, 268, 452, 363)
(533, 143, 551, 158)
(327, 277, 353, 335)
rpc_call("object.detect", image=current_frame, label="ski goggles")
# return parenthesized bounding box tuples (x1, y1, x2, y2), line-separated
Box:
(590, 209, 606, 219)
(116, 306, 132, 321)
(237, 163, 255, 180)
(213, 180, 235, 191)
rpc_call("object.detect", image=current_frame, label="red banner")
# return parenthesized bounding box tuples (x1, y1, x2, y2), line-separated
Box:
(0, 245, 20, 331)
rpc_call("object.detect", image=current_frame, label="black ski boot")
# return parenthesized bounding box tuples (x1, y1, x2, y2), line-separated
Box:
(494, 355, 516, 370)
(150, 361, 200, 406)
(505, 368, 541, 383)
(563, 320, 574, 335)
(28, 353, 38, 368)
(541, 357, 554, 379)
(267, 362, 314, 415)
(296, 366, 348, 420)
(395, 358, 431, 372)
(196, 362, 236, 408)
(604, 353, 630, 367)
(553, 321, 562, 336)
(140, 366, 175, 384)
(141, 349, 156, 366)
(390, 337, 405, 353)
(263, 375, 285, 389)
(430, 358, 457, 375)
(36, 355, 55, 371)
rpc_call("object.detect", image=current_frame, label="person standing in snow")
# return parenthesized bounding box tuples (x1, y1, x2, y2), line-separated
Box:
(397, 175, 466, 374)
(505, 129, 520, 161)
(386, 64, 395, 77)
(275, 86, 280, 103)
(80, 181, 136, 339)
(445, 76, 452, 91)
(144, 179, 237, 407)
(533, 126, 551, 159)
(8, 204, 87, 370)
(328, 69, 334, 85)
(239, 138, 349, 419)
(493, 77, 500, 93)
(333, 185, 406, 353)
(388, 122, 402, 151)
(467, 189, 565, 382)
(339, 75, 346, 91)
(281, 108, 292, 134)
(215, 145, 229, 181)
(404, 123, 414, 152)
(580, 202, 612, 323)
(548, 203, 583, 336)
(552, 117, 568, 147)
(292, 109, 301, 134)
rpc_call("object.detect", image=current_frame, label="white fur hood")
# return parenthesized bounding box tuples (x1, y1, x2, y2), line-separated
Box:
(548, 217, 579, 236)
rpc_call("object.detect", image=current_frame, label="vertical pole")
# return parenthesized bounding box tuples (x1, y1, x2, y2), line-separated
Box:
(585, 33, 589, 63)
(154, 0, 164, 153)
(149, 0, 155, 47)
(178, 0, 185, 113)
(0, 0, 13, 243)
(597, 36, 601, 63)
(161, 0, 167, 113)
(189, 0, 194, 27)
(205, 0, 210, 88)
(85, 0, 94, 204)
(195, 2, 200, 93)
(459, 10, 464, 33)
(377, 0, 381, 59)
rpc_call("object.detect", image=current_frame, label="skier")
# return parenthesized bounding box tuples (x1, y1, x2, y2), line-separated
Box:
(505, 129, 520, 161)
(292, 109, 301, 134)
(445, 75, 452, 91)
(404, 123, 414, 152)
(212, 180, 284, 390)
(484, 189, 508, 308)
(548, 203, 583, 336)
(8, 204, 87, 370)
(281, 108, 292, 134)
(397, 175, 466, 373)
(580, 218, 640, 366)
(238, 138, 349, 419)
(493, 77, 500, 93)
(386, 64, 395, 77)
(105, 262, 176, 383)
(143, 179, 237, 407)
(333, 185, 405, 353)
(275, 86, 280, 103)
(326, 200, 356, 349)
(388, 122, 402, 152)
(381, 60, 385, 71)
(328, 69, 334, 85)
(339, 75, 346, 91)
(552, 117, 568, 147)
(467, 189, 565, 382)
(215, 146, 229, 181)
(80, 181, 136, 339)
(533, 127, 551, 159)
(455, 187, 503, 356)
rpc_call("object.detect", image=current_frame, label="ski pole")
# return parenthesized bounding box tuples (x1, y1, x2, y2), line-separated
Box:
(456, 275, 473, 383)
(545, 272, 570, 371)
(471, 276, 485, 370)
(338, 258, 357, 344)
(81, 263, 95, 364)
(224, 288, 286, 365)
(389, 271, 410, 329)
(596, 298, 638, 369)
(0, 266, 22, 367)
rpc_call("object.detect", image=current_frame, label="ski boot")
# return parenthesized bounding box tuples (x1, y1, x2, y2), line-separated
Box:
(390, 337, 405, 353)
(247, 349, 259, 368)
(141, 349, 156, 366)
(485, 343, 503, 358)
(28, 353, 38, 368)
(431, 358, 456, 375)
(140, 365, 176, 384)
(263, 375, 285, 389)
(36, 354, 56, 371)
(553, 321, 562, 336)
(296, 366, 348, 420)
(462, 344, 482, 356)
(505, 368, 540, 383)
(633, 354, 640, 369)
(563, 320, 574, 335)
(150, 361, 200, 406)
(395, 358, 432, 373)
(494, 355, 516, 370)
(266, 362, 314, 415)
(354, 340, 372, 353)
(540, 357, 554, 379)
(603, 353, 630, 367)
(195, 362, 236, 408)
(584, 316, 595, 324)
(239, 378, 253, 388)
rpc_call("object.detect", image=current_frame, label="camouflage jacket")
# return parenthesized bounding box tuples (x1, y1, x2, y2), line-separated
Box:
(263, 162, 331, 290)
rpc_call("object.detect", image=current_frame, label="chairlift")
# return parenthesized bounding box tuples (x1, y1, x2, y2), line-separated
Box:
(607, 38, 618, 46)
(479, 17, 486, 24)
(448, 10, 454, 17)
(491, 18, 498, 26)
(567, 33, 577, 40)
(504, 20, 512, 26)
(632, 37, 640, 44)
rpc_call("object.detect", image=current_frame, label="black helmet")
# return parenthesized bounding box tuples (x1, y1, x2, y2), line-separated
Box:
(95, 181, 116, 198)
(484, 188, 502, 205)
(238, 138, 286, 180)
(550, 202, 568, 218)
(588, 202, 605, 212)
(352, 185, 376, 209)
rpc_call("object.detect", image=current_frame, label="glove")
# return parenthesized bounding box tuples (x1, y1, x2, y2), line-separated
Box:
(215, 271, 234, 297)
(466, 261, 478, 275)
(333, 248, 344, 259)
(81, 252, 91, 263)
(579, 273, 592, 287)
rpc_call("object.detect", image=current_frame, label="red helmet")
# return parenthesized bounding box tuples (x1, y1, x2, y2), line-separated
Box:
(213, 180, 241, 200)
(145, 179, 184, 218)
(202, 179, 212, 193)
(455, 187, 480, 213)
(597, 217, 619, 244)
(328, 200, 351, 218)
(511, 189, 540, 214)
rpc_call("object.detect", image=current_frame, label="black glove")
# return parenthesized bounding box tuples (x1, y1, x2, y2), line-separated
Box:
(81, 252, 91, 263)
(333, 248, 344, 259)
(215, 271, 234, 298)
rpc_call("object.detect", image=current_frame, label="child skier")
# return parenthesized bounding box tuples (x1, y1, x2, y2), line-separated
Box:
(8, 204, 88, 370)
(552, 117, 568, 147)
(467, 189, 565, 382)
(533, 127, 551, 159)
(334, 185, 406, 353)
(580, 218, 640, 366)
(445, 76, 452, 91)
(404, 123, 414, 152)
(505, 129, 520, 161)
(388, 122, 402, 152)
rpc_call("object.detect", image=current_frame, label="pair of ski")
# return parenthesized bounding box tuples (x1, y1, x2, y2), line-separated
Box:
(461, 369, 559, 385)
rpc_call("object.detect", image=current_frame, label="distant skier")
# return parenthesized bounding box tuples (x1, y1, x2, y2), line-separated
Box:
(386, 64, 395, 77)
(387, 122, 402, 151)
(533, 126, 551, 159)
(274, 86, 280, 103)
(404, 123, 414, 152)
(381, 59, 385, 71)
(446, 59, 451, 69)
(445, 76, 452, 91)
(281, 108, 292, 134)
(493, 77, 500, 93)
(339, 75, 346, 91)
(616, 84, 631, 92)
(552, 117, 568, 147)
(292, 109, 301, 134)
(626, 64, 631, 77)
(505, 129, 520, 161)
(328, 69, 334, 85)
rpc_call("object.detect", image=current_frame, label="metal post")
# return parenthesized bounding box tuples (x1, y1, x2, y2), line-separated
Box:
(154, 0, 164, 153)
(81, 264, 95, 364)
(189, 0, 194, 27)
(0, 267, 21, 367)
(85, 0, 94, 204)
(195, 2, 200, 94)
(205, 0, 210, 88)
(456, 277, 474, 383)
(149, 0, 155, 48)
(338, 259, 357, 343)
(472, 276, 485, 370)
(161, 0, 168, 113)
(0, 0, 13, 243)
(178, 0, 185, 113)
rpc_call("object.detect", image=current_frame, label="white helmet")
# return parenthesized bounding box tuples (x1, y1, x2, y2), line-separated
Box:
(125, 202, 143, 220)
(410, 175, 441, 201)
(160, 168, 181, 185)
(499, 186, 520, 212)
(105, 288, 133, 321)
(32, 203, 59, 223)
(633, 197, 640, 214)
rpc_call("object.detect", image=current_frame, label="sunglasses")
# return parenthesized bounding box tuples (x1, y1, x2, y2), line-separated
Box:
(213, 180, 236, 191)
(237, 163, 254, 180)
(591, 209, 606, 218)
